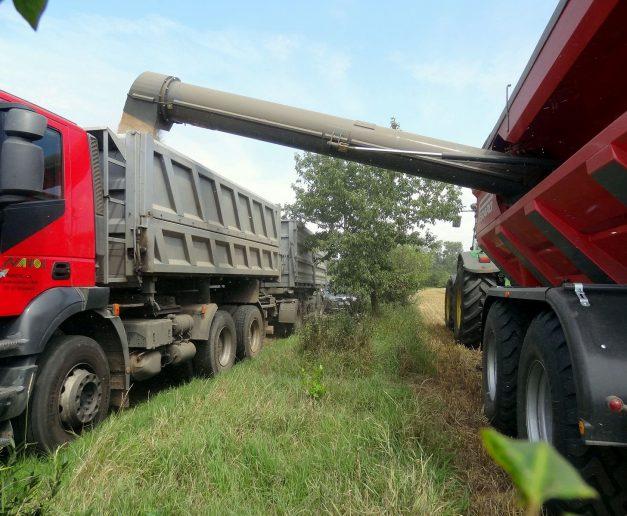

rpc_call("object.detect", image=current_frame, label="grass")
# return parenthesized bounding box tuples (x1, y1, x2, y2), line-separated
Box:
(1, 299, 476, 515)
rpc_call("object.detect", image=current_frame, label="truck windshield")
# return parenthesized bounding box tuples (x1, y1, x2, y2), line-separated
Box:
(0, 111, 63, 198)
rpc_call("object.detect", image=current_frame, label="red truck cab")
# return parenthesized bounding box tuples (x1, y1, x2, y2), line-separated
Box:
(0, 94, 117, 450)
(0, 92, 96, 316)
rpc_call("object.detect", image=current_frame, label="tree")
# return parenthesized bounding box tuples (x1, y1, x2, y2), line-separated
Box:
(424, 240, 464, 287)
(288, 152, 462, 312)
(1, 0, 47, 30)
(380, 245, 433, 304)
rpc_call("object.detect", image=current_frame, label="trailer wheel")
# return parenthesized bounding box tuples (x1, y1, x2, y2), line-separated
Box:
(517, 311, 627, 514)
(453, 263, 496, 347)
(482, 300, 527, 436)
(193, 310, 237, 376)
(19, 335, 110, 453)
(233, 305, 264, 359)
(444, 274, 456, 330)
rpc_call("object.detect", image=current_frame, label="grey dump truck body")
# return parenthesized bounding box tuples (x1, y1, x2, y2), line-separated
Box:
(261, 220, 327, 335)
(89, 127, 281, 284)
(265, 220, 327, 290)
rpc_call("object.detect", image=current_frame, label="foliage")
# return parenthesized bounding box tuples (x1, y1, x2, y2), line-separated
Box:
(1, 0, 48, 29)
(0, 449, 67, 514)
(481, 428, 597, 515)
(380, 244, 433, 303)
(424, 240, 463, 287)
(300, 364, 326, 399)
(297, 312, 370, 356)
(288, 152, 462, 311)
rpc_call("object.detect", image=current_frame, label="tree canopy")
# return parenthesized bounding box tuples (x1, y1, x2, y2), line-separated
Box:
(288, 152, 462, 311)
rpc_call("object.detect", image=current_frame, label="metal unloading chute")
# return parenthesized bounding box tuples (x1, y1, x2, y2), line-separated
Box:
(120, 72, 552, 196)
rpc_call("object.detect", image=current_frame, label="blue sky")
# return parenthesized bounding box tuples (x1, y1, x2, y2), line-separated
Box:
(1, 0, 558, 247)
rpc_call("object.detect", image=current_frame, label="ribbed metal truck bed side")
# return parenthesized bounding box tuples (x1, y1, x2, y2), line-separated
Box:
(264, 220, 327, 289)
(88, 128, 281, 284)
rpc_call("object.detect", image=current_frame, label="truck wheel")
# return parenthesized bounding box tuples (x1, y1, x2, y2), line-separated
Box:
(517, 311, 627, 514)
(453, 263, 496, 348)
(193, 310, 237, 376)
(482, 300, 527, 436)
(21, 335, 110, 453)
(233, 305, 264, 359)
(444, 274, 456, 330)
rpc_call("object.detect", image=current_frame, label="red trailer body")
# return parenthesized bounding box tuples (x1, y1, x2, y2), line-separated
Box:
(476, 0, 627, 287)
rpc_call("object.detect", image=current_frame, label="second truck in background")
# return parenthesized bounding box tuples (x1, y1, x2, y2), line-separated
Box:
(262, 220, 328, 336)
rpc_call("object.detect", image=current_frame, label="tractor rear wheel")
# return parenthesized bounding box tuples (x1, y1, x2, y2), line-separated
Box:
(444, 274, 456, 330)
(453, 262, 496, 348)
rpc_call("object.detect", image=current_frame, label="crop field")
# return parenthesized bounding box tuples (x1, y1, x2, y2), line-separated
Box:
(2, 290, 517, 515)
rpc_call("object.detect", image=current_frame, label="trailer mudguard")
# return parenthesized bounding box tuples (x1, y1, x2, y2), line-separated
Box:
(488, 285, 627, 445)
(547, 285, 627, 446)
(0, 286, 110, 357)
(278, 299, 299, 324)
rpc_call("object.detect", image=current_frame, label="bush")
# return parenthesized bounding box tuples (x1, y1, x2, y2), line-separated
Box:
(297, 312, 370, 356)
(380, 245, 432, 305)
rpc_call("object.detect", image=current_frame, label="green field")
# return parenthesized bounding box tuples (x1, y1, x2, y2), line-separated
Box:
(2, 298, 512, 515)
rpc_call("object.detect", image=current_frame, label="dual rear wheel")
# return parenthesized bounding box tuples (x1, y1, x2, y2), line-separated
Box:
(194, 306, 265, 376)
(483, 304, 627, 514)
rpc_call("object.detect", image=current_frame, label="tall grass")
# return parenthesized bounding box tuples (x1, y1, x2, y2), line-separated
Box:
(1, 304, 469, 514)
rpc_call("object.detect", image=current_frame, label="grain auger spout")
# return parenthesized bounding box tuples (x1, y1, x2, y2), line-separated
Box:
(120, 71, 553, 196)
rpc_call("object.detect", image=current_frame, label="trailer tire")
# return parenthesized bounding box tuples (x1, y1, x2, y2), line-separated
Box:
(19, 335, 110, 453)
(482, 300, 527, 436)
(453, 263, 496, 347)
(517, 311, 627, 515)
(193, 310, 237, 376)
(233, 305, 264, 359)
(444, 274, 456, 330)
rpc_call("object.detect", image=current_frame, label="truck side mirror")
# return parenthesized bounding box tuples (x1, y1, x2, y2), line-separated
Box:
(0, 106, 47, 204)
(452, 215, 462, 228)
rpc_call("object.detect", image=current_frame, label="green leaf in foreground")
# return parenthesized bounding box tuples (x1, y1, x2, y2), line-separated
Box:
(12, 0, 48, 30)
(481, 428, 597, 511)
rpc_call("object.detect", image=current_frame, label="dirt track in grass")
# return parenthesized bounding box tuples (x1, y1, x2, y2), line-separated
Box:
(414, 288, 519, 515)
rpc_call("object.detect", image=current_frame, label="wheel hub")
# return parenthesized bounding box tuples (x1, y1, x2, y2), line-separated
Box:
(455, 286, 462, 330)
(249, 319, 261, 354)
(525, 360, 553, 442)
(217, 328, 233, 367)
(486, 330, 498, 401)
(59, 367, 102, 429)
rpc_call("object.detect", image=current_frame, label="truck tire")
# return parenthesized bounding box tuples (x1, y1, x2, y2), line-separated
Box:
(233, 305, 264, 359)
(517, 311, 627, 515)
(482, 300, 527, 436)
(193, 310, 237, 376)
(453, 262, 496, 348)
(444, 274, 456, 330)
(19, 335, 111, 453)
